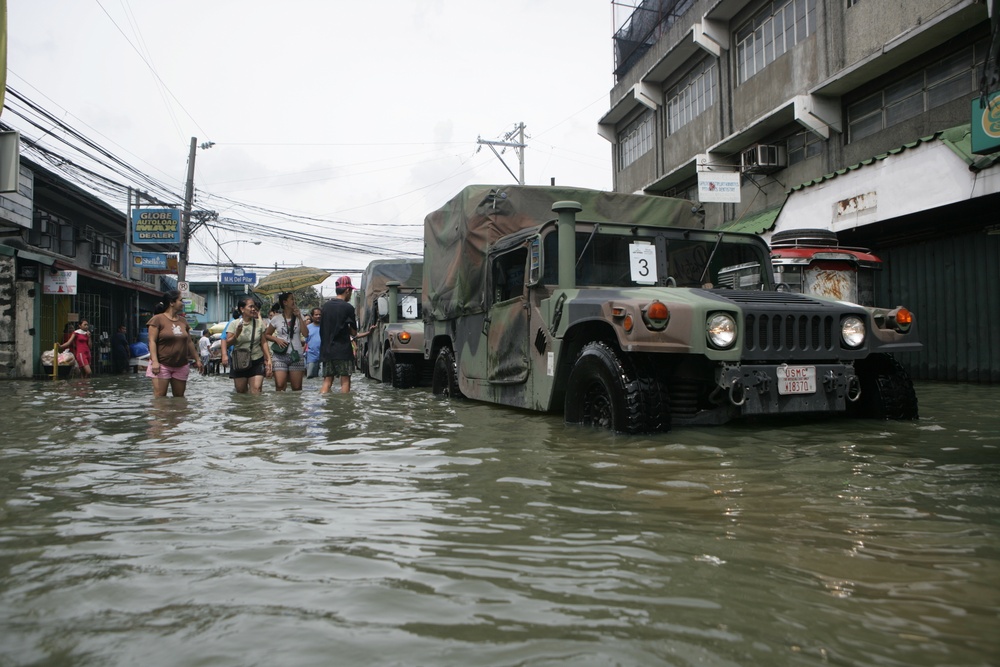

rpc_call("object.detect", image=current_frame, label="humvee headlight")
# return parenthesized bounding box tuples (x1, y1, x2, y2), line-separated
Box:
(841, 316, 866, 348)
(643, 301, 670, 331)
(397, 331, 412, 344)
(706, 313, 737, 349)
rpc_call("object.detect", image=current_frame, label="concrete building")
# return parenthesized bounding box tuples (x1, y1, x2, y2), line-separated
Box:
(0, 158, 175, 378)
(600, 0, 1000, 382)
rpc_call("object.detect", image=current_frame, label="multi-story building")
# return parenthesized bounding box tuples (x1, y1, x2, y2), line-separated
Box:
(0, 157, 174, 378)
(600, 0, 1000, 382)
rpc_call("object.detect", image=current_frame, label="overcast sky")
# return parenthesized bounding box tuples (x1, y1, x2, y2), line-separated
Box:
(7, 1, 621, 292)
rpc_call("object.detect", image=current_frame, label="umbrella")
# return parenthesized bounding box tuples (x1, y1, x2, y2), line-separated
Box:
(253, 266, 331, 296)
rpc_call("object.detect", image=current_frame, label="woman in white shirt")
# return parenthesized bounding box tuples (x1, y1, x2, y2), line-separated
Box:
(264, 292, 309, 391)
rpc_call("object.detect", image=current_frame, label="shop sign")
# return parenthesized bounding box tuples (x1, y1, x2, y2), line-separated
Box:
(697, 171, 741, 203)
(43, 270, 78, 295)
(132, 251, 169, 269)
(132, 208, 181, 245)
(971, 92, 1000, 155)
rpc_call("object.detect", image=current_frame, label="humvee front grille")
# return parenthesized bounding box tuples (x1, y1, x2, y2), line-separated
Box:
(744, 313, 835, 356)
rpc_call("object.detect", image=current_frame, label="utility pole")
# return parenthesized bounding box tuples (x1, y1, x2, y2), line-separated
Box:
(177, 138, 215, 282)
(178, 137, 197, 283)
(477, 122, 526, 185)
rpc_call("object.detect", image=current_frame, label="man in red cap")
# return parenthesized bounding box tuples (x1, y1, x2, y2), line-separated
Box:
(318, 275, 373, 394)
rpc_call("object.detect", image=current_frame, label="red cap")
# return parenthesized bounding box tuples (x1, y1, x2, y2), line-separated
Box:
(335, 275, 356, 290)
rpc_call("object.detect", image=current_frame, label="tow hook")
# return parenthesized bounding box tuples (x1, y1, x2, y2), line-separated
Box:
(729, 378, 746, 406)
(846, 375, 862, 402)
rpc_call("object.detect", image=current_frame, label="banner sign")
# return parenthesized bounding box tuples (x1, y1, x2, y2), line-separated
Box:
(43, 270, 78, 295)
(132, 208, 181, 245)
(132, 251, 168, 270)
(143, 255, 179, 275)
(697, 171, 741, 203)
(971, 92, 1000, 155)
(220, 271, 257, 285)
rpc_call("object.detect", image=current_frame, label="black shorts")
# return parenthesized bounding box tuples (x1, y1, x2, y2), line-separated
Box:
(230, 357, 266, 379)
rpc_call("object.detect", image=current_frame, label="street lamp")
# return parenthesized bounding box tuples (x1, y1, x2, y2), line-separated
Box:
(215, 239, 261, 321)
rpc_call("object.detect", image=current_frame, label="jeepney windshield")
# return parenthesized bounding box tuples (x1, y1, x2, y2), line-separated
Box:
(541, 227, 773, 289)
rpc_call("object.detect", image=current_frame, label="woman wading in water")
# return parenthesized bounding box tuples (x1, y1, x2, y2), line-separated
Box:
(146, 290, 202, 397)
(225, 297, 272, 394)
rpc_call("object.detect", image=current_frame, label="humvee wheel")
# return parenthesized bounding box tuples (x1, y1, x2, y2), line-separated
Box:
(431, 346, 463, 398)
(564, 342, 646, 433)
(383, 350, 417, 389)
(847, 353, 919, 420)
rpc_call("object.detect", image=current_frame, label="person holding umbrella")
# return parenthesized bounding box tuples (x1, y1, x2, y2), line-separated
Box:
(264, 291, 309, 391)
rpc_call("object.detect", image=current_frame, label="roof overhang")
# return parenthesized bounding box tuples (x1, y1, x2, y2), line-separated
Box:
(772, 138, 1000, 238)
(811, 0, 986, 97)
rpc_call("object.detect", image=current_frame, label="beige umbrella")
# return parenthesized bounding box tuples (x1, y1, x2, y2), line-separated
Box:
(253, 266, 332, 296)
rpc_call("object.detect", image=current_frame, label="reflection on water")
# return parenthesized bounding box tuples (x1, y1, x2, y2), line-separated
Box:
(0, 375, 997, 666)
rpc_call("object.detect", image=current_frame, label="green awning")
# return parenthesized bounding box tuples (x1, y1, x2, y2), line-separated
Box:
(718, 205, 782, 234)
(15, 249, 55, 265)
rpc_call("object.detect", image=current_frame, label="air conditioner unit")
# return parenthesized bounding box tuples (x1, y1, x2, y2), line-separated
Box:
(741, 144, 787, 174)
(91, 253, 110, 268)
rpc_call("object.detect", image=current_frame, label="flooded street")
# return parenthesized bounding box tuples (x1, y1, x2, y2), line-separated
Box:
(0, 374, 997, 666)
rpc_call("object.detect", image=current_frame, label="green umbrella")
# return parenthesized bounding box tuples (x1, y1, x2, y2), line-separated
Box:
(253, 266, 331, 296)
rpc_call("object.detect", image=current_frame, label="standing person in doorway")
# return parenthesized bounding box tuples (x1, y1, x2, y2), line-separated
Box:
(305, 306, 323, 379)
(60, 319, 93, 378)
(111, 323, 131, 374)
(198, 330, 212, 375)
(264, 292, 309, 391)
(225, 297, 272, 394)
(146, 290, 203, 397)
(319, 276, 373, 395)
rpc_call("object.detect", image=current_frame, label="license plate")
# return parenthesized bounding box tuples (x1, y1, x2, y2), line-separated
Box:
(778, 365, 816, 395)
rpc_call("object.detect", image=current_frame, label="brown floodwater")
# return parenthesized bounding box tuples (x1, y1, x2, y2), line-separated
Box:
(0, 374, 997, 666)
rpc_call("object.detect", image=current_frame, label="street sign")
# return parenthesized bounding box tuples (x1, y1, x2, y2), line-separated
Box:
(178, 281, 190, 297)
(220, 271, 257, 285)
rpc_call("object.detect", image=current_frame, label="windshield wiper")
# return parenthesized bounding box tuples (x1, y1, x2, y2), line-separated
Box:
(698, 232, 725, 285)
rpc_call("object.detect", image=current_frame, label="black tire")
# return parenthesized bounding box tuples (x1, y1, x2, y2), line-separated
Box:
(564, 341, 651, 434)
(431, 346, 463, 398)
(848, 353, 919, 420)
(383, 350, 417, 389)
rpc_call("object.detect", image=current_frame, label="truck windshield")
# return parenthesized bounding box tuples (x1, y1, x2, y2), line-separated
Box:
(541, 229, 771, 289)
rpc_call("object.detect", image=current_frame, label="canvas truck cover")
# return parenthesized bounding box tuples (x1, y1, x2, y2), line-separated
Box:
(357, 258, 423, 330)
(423, 185, 703, 320)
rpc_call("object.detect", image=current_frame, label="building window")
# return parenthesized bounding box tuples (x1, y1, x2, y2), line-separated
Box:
(786, 129, 824, 165)
(667, 59, 718, 134)
(28, 210, 76, 257)
(618, 109, 654, 170)
(735, 0, 819, 84)
(847, 41, 987, 142)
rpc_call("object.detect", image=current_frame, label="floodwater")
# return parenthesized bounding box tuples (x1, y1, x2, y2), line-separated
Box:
(0, 373, 997, 667)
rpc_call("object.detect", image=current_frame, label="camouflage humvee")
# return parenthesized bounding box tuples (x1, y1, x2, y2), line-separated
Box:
(356, 258, 426, 388)
(422, 185, 921, 433)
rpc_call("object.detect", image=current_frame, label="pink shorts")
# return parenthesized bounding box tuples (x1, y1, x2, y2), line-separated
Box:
(146, 362, 191, 381)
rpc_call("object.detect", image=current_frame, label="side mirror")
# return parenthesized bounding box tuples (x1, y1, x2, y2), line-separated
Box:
(376, 295, 389, 317)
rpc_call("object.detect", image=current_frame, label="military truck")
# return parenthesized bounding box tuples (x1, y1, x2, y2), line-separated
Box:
(356, 258, 426, 388)
(422, 185, 921, 433)
(721, 227, 882, 305)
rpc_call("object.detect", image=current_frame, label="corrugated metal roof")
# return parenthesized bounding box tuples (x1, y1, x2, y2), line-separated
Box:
(788, 124, 1000, 194)
(718, 204, 783, 234)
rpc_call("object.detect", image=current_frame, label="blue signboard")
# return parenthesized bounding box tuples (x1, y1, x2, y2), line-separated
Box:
(220, 271, 257, 285)
(132, 208, 181, 245)
(131, 251, 169, 269)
